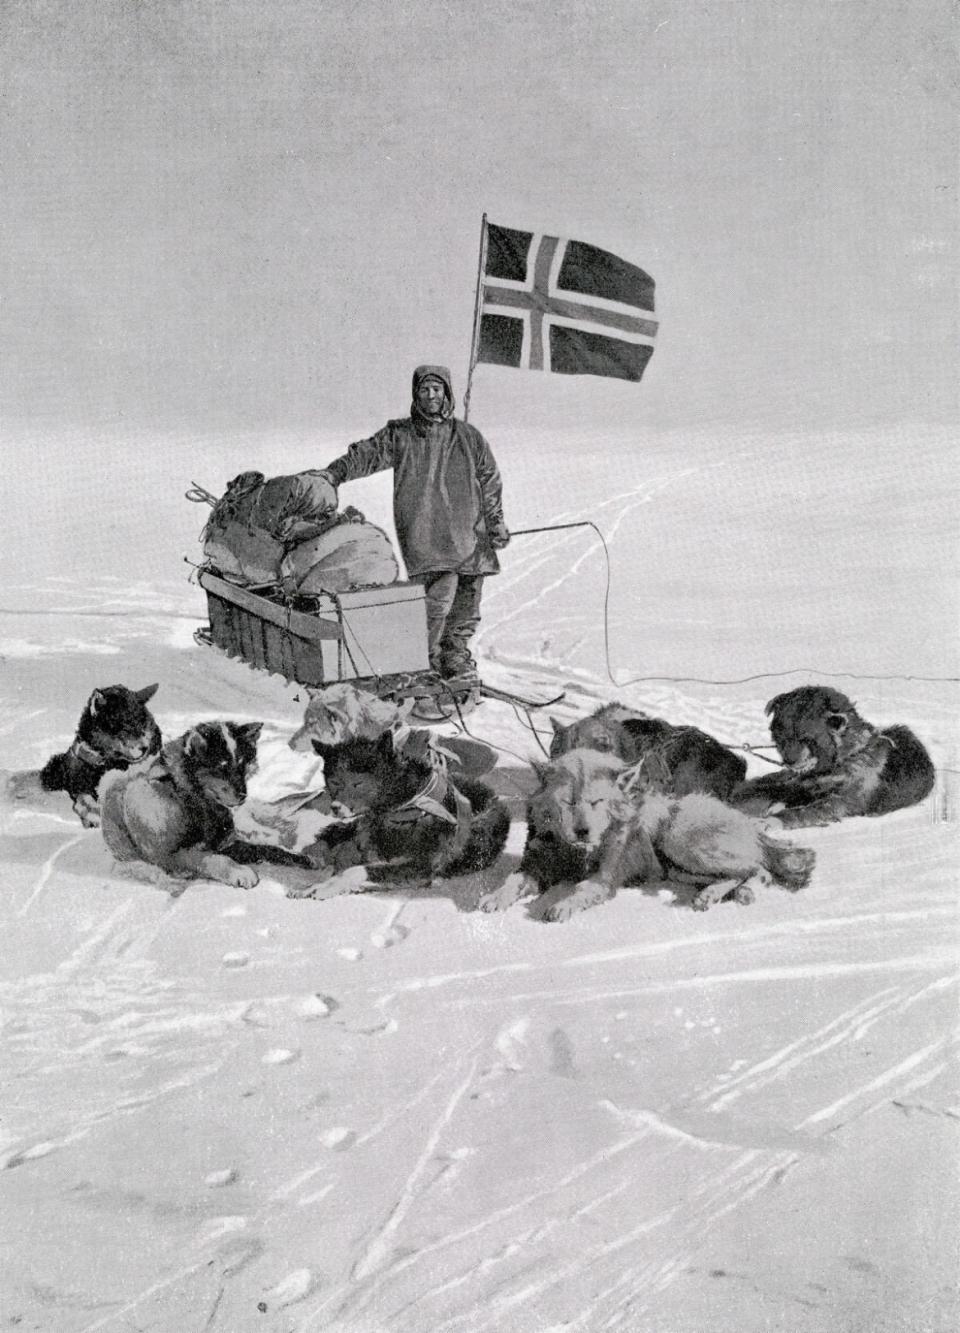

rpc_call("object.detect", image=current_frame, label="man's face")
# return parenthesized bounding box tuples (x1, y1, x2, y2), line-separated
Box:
(416, 377, 446, 416)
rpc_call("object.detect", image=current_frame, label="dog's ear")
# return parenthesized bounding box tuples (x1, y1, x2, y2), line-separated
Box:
(377, 729, 397, 757)
(549, 716, 565, 738)
(765, 692, 789, 718)
(184, 727, 208, 759)
(233, 721, 264, 748)
(310, 739, 338, 759)
(135, 683, 160, 704)
(89, 689, 107, 717)
(530, 758, 551, 784)
(825, 712, 848, 733)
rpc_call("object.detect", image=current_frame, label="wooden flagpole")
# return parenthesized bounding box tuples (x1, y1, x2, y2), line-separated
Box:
(462, 212, 488, 423)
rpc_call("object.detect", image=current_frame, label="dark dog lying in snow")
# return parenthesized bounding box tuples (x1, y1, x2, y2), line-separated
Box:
(479, 747, 814, 920)
(100, 720, 313, 888)
(39, 683, 163, 827)
(299, 730, 510, 887)
(731, 686, 936, 826)
(235, 684, 499, 860)
(549, 701, 746, 800)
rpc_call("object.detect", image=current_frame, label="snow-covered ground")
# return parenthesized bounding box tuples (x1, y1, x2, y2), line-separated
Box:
(1, 425, 957, 1332)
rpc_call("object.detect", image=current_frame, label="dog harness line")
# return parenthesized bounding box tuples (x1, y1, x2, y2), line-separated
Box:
(381, 754, 476, 866)
(385, 765, 459, 826)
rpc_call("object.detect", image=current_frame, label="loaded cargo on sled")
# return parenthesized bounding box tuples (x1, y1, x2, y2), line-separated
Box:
(188, 469, 556, 722)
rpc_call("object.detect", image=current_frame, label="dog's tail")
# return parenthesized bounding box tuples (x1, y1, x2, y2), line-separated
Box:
(40, 751, 68, 792)
(759, 831, 815, 891)
(98, 774, 142, 863)
(1, 768, 45, 805)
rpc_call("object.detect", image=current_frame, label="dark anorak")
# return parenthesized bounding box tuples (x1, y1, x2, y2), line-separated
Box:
(322, 367, 507, 577)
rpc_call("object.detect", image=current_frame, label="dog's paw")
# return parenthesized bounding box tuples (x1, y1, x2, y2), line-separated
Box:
(226, 864, 259, 890)
(543, 880, 611, 921)
(478, 872, 536, 913)
(733, 884, 755, 906)
(73, 796, 101, 828)
(542, 898, 578, 922)
(330, 865, 376, 894)
(692, 879, 739, 911)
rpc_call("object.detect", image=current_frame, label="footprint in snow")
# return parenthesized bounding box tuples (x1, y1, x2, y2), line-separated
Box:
(370, 924, 409, 948)
(4, 1140, 58, 1170)
(320, 1127, 356, 1151)
(205, 1168, 239, 1187)
(549, 1028, 577, 1078)
(200, 1216, 248, 1242)
(263, 1268, 320, 1309)
(241, 1004, 272, 1028)
(296, 993, 339, 1019)
(262, 1047, 300, 1066)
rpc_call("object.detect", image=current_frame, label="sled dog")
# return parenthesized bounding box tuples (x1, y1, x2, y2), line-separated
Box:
(289, 682, 415, 749)
(289, 683, 497, 779)
(732, 686, 936, 826)
(302, 730, 509, 885)
(549, 701, 746, 800)
(479, 747, 814, 920)
(100, 720, 312, 888)
(40, 683, 162, 826)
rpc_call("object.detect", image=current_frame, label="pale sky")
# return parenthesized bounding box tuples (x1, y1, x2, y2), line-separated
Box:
(1, 0, 956, 441)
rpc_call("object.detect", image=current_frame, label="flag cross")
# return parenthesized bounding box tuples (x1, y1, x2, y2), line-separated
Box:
(463, 216, 658, 417)
(482, 233, 658, 371)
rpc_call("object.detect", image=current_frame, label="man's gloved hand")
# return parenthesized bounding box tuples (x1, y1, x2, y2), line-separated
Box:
(489, 528, 511, 550)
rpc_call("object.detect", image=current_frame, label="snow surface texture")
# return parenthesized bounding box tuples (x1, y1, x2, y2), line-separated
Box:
(0, 426, 957, 1332)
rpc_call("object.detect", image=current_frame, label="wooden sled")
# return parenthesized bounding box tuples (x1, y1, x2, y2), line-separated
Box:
(196, 569, 563, 723)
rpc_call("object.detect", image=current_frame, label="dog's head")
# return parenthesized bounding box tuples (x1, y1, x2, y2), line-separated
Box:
(310, 730, 408, 814)
(183, 720, 263, 808)
(289, 684, 412, 752)
(548, 703, 651, 761)
(80, 683, 162, 763)
(765, 686, 872, 775)
(528, 748, 633, 852)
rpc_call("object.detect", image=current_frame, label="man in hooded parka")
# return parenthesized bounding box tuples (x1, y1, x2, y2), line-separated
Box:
(319, 366, 509, 684)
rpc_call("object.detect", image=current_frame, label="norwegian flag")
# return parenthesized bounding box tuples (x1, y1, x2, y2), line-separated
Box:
(476, 222, 658, 382)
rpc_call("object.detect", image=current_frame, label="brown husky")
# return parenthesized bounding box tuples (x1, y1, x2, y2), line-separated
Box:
(731, 685, 936, 825)
(479, 748, 815, 920)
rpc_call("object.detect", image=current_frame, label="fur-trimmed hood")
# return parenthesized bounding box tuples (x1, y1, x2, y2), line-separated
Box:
(411, 364, 455, 424)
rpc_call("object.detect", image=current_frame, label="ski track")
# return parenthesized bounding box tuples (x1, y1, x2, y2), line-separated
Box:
(305, 969, 955, 1330)
(270, 1064, 449, 1203)
(375, 905, 956, 1005)
(16, 832, 87, 916)
(478, 477, 688, 655)
(302, 1048, 483, 1328)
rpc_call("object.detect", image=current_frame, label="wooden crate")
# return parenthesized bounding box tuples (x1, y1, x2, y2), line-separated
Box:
(199, 571, 429, 687)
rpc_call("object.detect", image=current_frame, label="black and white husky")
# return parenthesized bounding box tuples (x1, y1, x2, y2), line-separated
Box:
(100, 720, 313, 888)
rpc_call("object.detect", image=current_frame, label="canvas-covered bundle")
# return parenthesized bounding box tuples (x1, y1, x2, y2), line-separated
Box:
(201, 470, 398, 593)
(281, 510, 398, 595)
